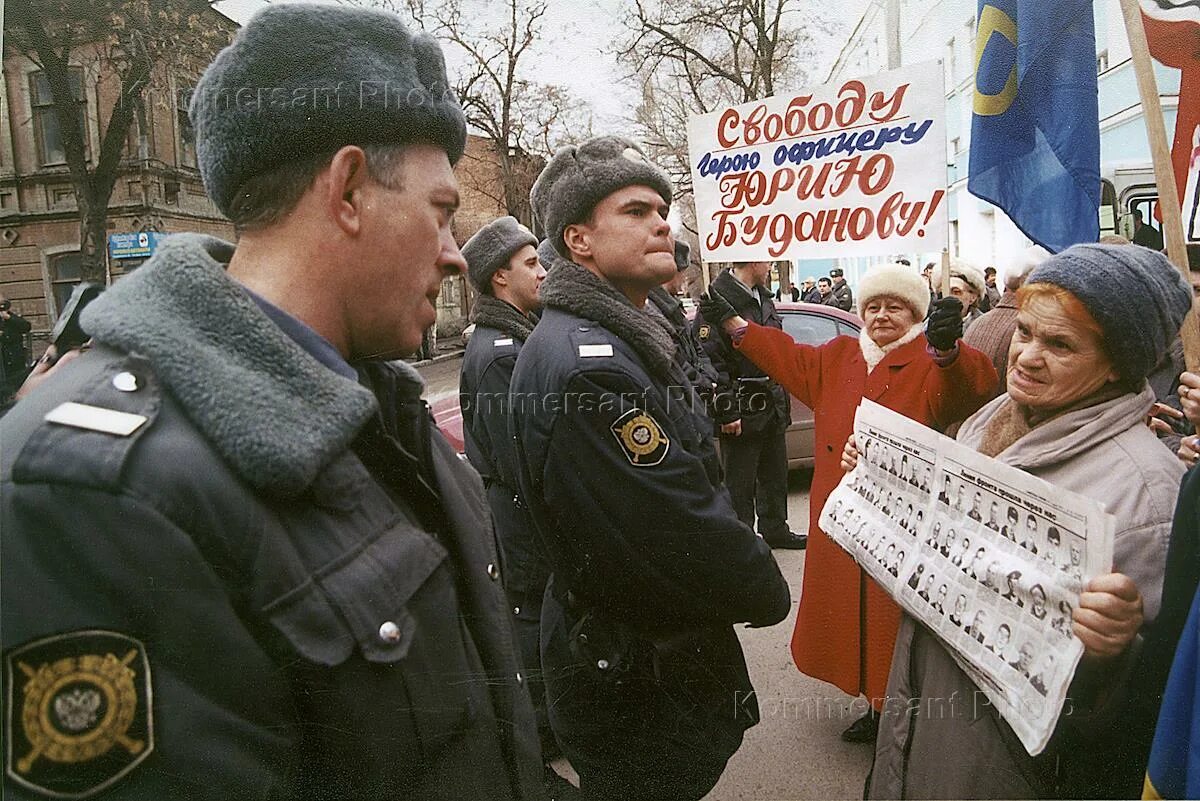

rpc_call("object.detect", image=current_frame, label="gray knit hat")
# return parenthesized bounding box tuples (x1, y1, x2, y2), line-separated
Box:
(674, 240, 691, 273)
(1026, 243, 1191, 383)
(530, 135, 673, 256)
(462, 216, 538, 291)
(190, 4, 466, 218)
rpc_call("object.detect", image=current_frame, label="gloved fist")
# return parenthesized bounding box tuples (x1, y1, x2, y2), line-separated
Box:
(698, 289, 737, 324)
(925, 296, 964, 352)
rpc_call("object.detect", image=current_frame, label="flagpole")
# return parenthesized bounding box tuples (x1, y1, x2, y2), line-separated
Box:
(1119, 0, 1199, 371)
(940, 249, 951, 298)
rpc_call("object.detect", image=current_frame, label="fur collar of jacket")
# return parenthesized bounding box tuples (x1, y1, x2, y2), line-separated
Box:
(859, 323, 925, 373)
(470, 294, 536, 342)
(81, 234, 381, 496)
(537, 255, 679, 380)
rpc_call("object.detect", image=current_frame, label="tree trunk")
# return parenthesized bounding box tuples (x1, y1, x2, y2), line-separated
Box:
(77, 186, 109, 283)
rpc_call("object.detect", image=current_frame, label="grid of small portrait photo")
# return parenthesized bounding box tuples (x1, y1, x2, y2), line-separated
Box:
(935, 469, 1088, 584)
(850, 436, 935, 545)
(920, 464, 1088, 700)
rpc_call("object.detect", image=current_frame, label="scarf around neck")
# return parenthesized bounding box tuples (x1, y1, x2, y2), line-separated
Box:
(977, 383, 1130, 458)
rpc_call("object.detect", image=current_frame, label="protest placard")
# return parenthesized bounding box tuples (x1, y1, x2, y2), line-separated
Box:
(687, 61, 948, 262)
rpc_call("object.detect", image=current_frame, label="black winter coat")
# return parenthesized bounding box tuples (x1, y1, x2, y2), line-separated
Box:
(510, 291, 789, 790)
(830, 278, 854, 312)
(460, 321, 549, 615)
(1, 235, 542, 801)
(692, 269, 791, 433)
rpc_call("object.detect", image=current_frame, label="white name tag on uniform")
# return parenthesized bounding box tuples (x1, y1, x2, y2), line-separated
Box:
(45, 402, 148, 437)
(494, 338, 514, 347)
(578, 344, 614, 358)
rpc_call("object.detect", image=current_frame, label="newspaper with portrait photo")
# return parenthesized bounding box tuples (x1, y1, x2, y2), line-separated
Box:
(819, 399, 1115, 755)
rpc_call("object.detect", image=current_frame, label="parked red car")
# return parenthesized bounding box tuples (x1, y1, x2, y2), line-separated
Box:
(430, 300, 862, 470)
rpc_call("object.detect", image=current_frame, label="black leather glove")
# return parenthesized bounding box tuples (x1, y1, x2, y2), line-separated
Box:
(925, 297, 964, 351)
(698, 289, 737, 324)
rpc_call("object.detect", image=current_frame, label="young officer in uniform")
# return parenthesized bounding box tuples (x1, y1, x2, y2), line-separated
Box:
(0, 7, 541, 799)
(510, 135, 791, 800)
(458, 217, 572, 796)
(694, 262, 806, 549)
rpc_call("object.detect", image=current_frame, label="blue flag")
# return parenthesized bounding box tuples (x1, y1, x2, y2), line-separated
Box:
(1144, 584, 1200, 799)
(968, 0, 1100, 253)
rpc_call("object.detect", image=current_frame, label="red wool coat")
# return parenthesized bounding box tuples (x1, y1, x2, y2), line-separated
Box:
(736, 324, 997, 706)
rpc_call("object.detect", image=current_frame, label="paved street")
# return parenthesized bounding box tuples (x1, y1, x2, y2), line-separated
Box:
(415, 353, 464, 406)
(419, 357, 873, 800)
(708, 472, 873, 801)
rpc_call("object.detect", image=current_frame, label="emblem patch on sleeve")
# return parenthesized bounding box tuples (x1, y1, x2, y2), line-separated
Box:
(6, 631, 153, 799)
(610, 408, 670, 467)
(697, 324, 711, 341)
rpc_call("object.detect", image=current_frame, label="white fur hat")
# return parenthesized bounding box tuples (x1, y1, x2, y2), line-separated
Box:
(1004, 245, 1050, 291)
(934, 258, 987, 298)
(857, 263, 931, 318)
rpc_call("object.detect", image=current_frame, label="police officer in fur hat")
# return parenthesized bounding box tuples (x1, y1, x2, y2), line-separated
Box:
(511, 136, 790, 800)
(1, 6, 542, 798)
(458, 217, 578, 797)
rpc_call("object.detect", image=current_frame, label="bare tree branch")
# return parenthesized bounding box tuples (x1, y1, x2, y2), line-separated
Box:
(616, 0, 839, 226)
(5, 0, 231, 281)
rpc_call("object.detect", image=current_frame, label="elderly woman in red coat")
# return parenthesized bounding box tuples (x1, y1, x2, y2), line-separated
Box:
(700, 263, 997, 742)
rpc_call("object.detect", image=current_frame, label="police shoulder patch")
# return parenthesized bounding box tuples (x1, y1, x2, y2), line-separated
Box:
(697, 324, 711, 341)
(6, 630, 153, 799)
(610, 407, 670, 467)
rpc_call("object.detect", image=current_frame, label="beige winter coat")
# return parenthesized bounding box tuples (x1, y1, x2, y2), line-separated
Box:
(869, 385, 1185, 799)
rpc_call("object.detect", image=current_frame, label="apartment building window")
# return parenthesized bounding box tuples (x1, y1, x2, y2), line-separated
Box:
(30, 68, 89, 166)
(176, 81, 197, 169)
(1097, 50, 1109, 73)
(944, 38, 956, 88)
(49, 251, 83, 316)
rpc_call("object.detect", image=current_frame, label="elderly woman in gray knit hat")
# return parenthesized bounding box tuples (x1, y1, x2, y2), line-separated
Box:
(863, 244, 1191, 799)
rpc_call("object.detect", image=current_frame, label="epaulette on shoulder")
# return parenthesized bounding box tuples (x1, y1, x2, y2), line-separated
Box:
(3, 350, 161, 492)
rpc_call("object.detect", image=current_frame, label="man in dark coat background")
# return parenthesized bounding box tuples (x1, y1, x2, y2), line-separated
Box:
(0, 298, 31, 399)
(694, 262, 806, 549)
(647, 240, 720, 419)
(1, 7, 542, 799)
(829, 267, 854, 311)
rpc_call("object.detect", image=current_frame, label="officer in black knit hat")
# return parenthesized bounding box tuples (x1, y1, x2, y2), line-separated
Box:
(694, 261, 807, 549)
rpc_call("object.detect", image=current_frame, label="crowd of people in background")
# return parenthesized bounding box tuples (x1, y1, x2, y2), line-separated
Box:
(2, 3, 1200, 800)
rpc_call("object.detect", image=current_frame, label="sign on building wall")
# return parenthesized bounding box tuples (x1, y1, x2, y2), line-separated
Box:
(107, 232, 167, 260)
(687, 62, 948, 262)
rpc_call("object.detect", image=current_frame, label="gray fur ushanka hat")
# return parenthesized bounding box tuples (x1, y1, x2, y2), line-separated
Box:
(530, 135, 673, 256)
(462, 217, 538, 291)
(190, 4, 466, 218)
